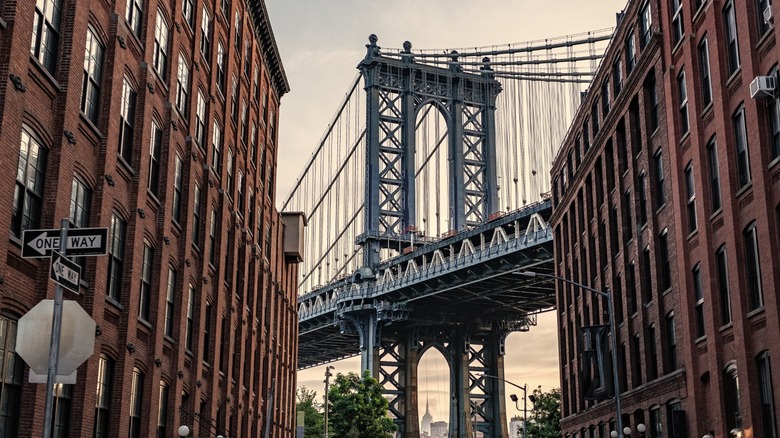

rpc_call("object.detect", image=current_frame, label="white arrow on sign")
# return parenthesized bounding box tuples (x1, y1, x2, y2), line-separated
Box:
(27, 233, 104, 256)
(52, 257, 79, 285)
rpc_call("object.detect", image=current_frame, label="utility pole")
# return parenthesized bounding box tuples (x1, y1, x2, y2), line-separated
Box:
(324, 366, 334, 438)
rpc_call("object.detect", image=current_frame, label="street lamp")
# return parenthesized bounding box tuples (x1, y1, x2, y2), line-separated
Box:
(481, 374, 532, 438)
(177, 425, 190, 437)
(519, 271, 625, 438)
(323, 366, 335, 438)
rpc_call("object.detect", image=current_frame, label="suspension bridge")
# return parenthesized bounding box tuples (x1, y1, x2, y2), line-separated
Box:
(283, 29, 613, 437)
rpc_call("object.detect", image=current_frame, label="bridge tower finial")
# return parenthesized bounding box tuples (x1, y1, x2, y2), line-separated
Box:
(365, 34, 381, 59)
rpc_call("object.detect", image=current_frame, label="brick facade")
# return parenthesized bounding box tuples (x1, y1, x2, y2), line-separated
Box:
(0, 0, 299, 437)
(551, 0, 780, 437)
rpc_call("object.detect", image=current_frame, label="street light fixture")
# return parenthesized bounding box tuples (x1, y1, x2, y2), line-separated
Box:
(481, 374, 531, 438)
(177, 425, 190, 437)
(323, 366, 335, 438)
(519, 270, 625, 438)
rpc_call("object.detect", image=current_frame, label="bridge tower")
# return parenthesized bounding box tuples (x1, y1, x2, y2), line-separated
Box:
(345, 35, 508, 438)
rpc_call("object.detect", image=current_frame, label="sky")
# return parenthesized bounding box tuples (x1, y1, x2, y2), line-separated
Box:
(265, 0, 626, 426)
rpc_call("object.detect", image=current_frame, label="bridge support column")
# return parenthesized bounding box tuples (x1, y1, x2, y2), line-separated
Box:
(378, 333, 420, 438)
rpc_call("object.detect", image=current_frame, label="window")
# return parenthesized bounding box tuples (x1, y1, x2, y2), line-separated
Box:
(769, 69, 780, 160)
(645, 74, 659, 132)
(118, 78, 137, 164)
(129, 368, 144, 438)
(69, 178, 91, 229)
(209, 207, 217, 265)
(625, 31, 637, 74)
(591, 102, 599, 135)
(226, 148, 234, 196)
(642, 245, 652, 304)
(139, 242, 153, 321)
(706, 137, 722, 212)
(157, 382, 169, 438)
(640, 1, 653, 47)
(153, 10, 169, 77)
(265, 223, 272, 258)
(203, 304, 212, 363)
(237, 170, 244, 214)
(658, 230, 670, 291)
(650, 406, 662, 438)
(182, 0, 194, 28)
(94, 355, 114, 438)
(185, 284, 195, 351)
(676, 70, 689, 135)
(665, 313, 678, 372)
(262, 88, 269, 120)
(164, 267, 176, 337)
(173, 154, 183, 223)
(622, 190, 633, 243)
(756, 352, 777, 438)
(219, 315, 228, 373)
(234, 13, 242, 50)
(149, 121, 162, 196)
(241, 100, 248, 144)
(230, 76, 238, 122)
(176, 53, 189, 115)
(744, 222, 764, 310)
(692, 264, 705, 338)
(698, 37, 713, 107)
(724, 364, 742, 431)
(192, 184, 202, 246)
(0, 315, 23, 436)
(212, 120, 222, 174)
(51, 383, 73, 438)
(200, 7, 211, 61)
(69, 177, 92, 272)
(629, 97, 642, 155)
(250, 123, 257, 164)
(685, 164, 697, 233)
(724, 2, 741, 75)
(125, 0, 143, 37)
(253, 64, 260, 101)
(601, 79, 610, 116)
(631, 333, 642, 387)
(31, 0, 63, 73)
(653, 151, 665, 208)
(221, 0, 231, 19)
(196, 90, 207, 146)
(81, 27, 104, 125)
(647, 324, 658, 380)
(734, 105, 751, 188)
(671, 0, 683, 45)
(758, 0, 773, 36)
(638, 172, 648, 226)
(244, 38, 252, 77)
(612, 57, 622, 95)
(216, 41, 226, 93)
(716, 245, 732, 325)
(107, 214, 126, 301)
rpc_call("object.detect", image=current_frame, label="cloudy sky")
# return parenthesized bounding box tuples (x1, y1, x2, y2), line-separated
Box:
(265, 0, 626, 425)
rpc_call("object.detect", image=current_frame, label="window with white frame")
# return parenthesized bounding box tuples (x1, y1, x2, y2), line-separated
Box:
(164, 266, 176, 337)
(212, 120, 222, 175)
(216, 41, 226, 93)
(138, 242, 153, 321)
(153, 10, 169, 77)
(94, 355, 114, 438)
(640, 1, 653, 47)
(176, 53, 189, 115)
(125, 0, 143, 37)
(685, 163, 697, 233)
(733, 104, 751, 188)
(724, 2, 741, 75)
(677, 69, 689, 135)
(107, 214, 126, 301)
(118, 77, 137, 164)
(698, 36, 713, 107)
(31, 0, 63, 73)
(671, 0, 683, 45)
(148, 120, 162, 196)
(13, 129, 48, 236)
(196, 90, 207, 146)
(706, 137, 721, 212)
(81, 27, 104, 125)
(743, 222, 764, 311)
(201, 7, 211, 61)
(173, 154, 183, 223)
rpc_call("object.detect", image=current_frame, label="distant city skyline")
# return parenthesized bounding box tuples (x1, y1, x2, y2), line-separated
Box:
(265, 0, 626, 426)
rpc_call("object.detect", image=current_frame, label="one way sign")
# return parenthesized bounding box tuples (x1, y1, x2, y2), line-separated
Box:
(22, 227, 109, 258)
(50, 251, 81, 293)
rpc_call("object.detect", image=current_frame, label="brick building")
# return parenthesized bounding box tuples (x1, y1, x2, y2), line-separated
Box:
(0, 0, 302, 437)
(550, 0, 779, 437)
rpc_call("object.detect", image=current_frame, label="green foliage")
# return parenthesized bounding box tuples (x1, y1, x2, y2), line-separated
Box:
(522, 386, 562, 438)
(327, 370, 397, 438)
(296, 386, 324, 438)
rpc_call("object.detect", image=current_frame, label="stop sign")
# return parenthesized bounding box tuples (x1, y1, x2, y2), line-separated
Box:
(16, 299, 96, 376)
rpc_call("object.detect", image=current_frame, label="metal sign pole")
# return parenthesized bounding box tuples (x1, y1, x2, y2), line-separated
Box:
(41, 219, 68, 438)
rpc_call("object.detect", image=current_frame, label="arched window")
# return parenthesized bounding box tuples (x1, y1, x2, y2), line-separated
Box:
(723, 364, 741, 431)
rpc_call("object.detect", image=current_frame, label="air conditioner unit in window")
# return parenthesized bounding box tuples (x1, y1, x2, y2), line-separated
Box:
(764, 5, 774, 24)
(750, 75, 776, 99)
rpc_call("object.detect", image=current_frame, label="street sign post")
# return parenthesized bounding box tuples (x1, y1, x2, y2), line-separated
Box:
(49, 251, 80, 293)
(21, 227, 109, 258)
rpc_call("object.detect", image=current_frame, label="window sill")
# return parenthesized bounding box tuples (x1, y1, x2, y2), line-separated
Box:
(106, 296, 124, 311)
(694, 335, 707, 345)
(768, 155, 780, 170)
(735, 182, 753, 199)
(138, 318, 153, 329)
(686, 228, 699, 241)
(29, 56, 62, 92)
(747, 306, 765, 319)
(709, 207, 723, 221)
(79, 112, 103, 139)
(756, 28, 774, 51)
(718, 322, 734, 333)
(725, 67, 742, 89)
(700, 101, 714, 119)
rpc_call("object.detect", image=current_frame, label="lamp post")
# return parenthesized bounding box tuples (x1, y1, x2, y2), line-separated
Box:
(481, 374, 532, 438)
(519, 271, 625, 438)
(323, 366, 335, 438)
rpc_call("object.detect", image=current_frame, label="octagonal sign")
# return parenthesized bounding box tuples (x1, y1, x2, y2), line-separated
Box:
(16, 299, 96, 376)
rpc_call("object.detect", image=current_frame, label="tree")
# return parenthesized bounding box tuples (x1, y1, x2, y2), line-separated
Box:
(327, 370, 397, 438)
(523, 386, 561, 438)
(296, 386, 324, 438)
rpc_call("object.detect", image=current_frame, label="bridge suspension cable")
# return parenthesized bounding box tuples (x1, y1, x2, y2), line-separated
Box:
(283, 29, 613, 294)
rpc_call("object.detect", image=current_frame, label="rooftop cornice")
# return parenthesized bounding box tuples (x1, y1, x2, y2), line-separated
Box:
(246, 0, 290, 97)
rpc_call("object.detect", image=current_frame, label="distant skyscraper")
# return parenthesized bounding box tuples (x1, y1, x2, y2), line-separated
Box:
(421, 398, 433, 434)
(509, 416, 523, 438)
(431, 421, 448, 438)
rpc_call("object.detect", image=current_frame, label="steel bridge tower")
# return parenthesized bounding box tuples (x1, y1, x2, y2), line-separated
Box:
(346, 35, 509, 438)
